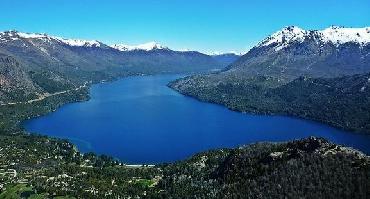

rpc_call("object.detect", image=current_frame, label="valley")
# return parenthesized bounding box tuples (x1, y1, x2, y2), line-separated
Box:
(0, 26, 369, 198)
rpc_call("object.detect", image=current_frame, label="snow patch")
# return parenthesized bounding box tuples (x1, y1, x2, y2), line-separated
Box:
(258, 26, 306, 49)
(321, 26, 370, 45)
(207, 51, 243, 56)
(111, 42, 168, 51)
(17, 32, 49, 39)
(258, 26, 370, 51)
(55, 37, 101, 47)
(0, 30, 102, 47)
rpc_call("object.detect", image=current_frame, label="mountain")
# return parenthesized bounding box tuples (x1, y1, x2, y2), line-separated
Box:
(228, 26, 370, 82)
(170, 26, 370, 134)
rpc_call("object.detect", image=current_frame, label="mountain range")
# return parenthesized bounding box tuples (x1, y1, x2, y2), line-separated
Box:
(0, 30, 239, 103)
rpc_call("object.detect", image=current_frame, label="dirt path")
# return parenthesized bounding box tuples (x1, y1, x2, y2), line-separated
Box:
(0, 82, 88, 106)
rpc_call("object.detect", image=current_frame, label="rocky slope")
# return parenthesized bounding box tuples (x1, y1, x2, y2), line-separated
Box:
(0, 54, 40, 103)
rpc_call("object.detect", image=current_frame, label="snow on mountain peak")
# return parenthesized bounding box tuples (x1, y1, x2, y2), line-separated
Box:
(16, 32, 48, 39)
(0, 30, 53, 42)
(55, 37, 102, 47)
(137, 42, 167, 51)
(258, 26, 306, 49)
(0, 30, 102, 47)
(257, 26, 370, 51)
(111, 42, 168, 51)
(207, 51, 243, 56)
(320, 26, 370, 45)
(110, 44, 130, 51)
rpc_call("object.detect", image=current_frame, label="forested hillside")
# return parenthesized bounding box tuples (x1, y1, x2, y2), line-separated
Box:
(1, 135, 368, 198)
(170, 73, 370, 134)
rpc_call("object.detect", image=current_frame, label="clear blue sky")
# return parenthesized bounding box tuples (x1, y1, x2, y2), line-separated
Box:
(1, 0, 369, 53)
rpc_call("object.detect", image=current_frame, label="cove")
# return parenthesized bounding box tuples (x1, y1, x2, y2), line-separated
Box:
(24, 74, 370, 164)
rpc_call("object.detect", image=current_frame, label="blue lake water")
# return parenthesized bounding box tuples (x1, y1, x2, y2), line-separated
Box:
(24, 74, 370, 164)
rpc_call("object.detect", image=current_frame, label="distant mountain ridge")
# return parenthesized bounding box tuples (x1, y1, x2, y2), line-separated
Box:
(0, 30, 240, 70)
(0, 30, 237, 103)
(111, 42, 169, 51)
(211, 53, 241, 67)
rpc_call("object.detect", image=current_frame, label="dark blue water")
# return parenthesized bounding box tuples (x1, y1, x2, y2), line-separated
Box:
(24, 75, 370, 163)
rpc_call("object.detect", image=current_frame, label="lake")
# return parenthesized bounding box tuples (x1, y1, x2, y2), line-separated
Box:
(24, 74, 370, 164)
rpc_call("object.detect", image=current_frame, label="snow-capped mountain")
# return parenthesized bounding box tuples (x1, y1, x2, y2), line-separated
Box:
(111, 42, 169, 51)
(0, 30, 103, 48)
(228, 26, 370, 81)
(257, 26, 370, 51)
